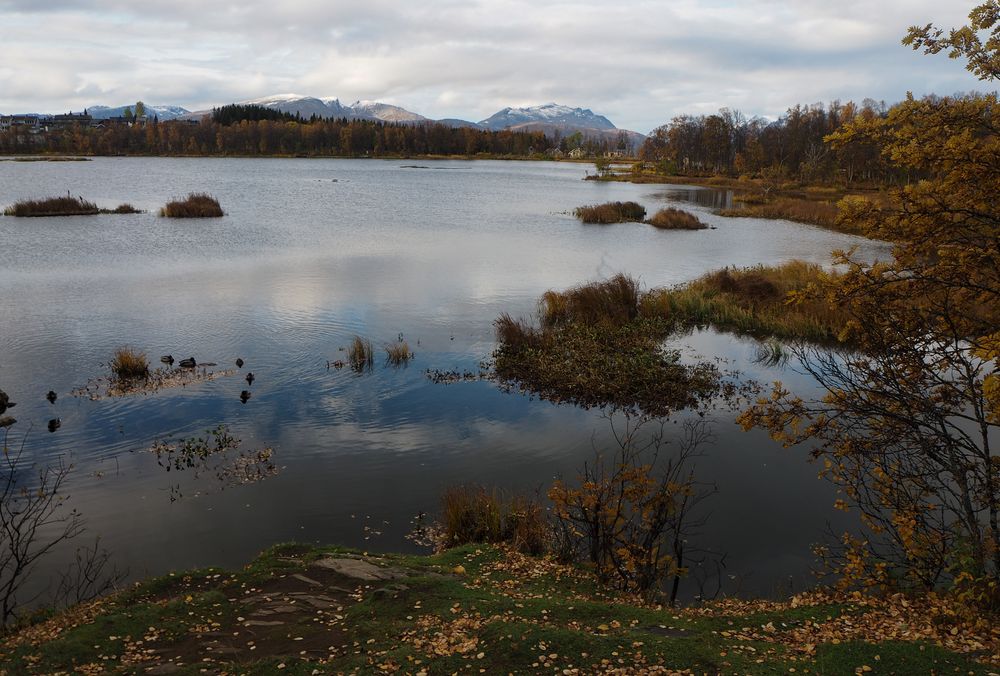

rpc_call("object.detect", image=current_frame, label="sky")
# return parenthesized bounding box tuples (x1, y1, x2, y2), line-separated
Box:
(0, 0, 994, 133)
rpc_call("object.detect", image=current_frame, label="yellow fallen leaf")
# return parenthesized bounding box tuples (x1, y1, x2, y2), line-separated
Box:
(453, 565, 466, 575)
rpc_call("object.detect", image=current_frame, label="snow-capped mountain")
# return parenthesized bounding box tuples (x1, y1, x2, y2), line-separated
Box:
(479, 104, 616, 131)
(246, 94, 367, 120)
(350, 101, 427, 123)
(86, 104, 190, 120)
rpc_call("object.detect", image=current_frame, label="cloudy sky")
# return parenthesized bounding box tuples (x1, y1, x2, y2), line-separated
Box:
(0, 0, 993, 132)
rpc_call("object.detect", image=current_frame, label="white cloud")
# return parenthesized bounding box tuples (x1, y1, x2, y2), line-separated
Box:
(0, 0, 992, 131)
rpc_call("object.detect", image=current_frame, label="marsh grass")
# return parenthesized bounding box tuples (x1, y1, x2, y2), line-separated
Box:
(539, 274, 640, 328)
(721, 197, 847, 232)
(159, 193, 224, 218)
(441, 485, 547, 555)
(645, 207, 708, 230)
(348, 336, 374, 371)
(640, 260, 847, 343)
(3, 196, 99, 217)
(106, 204, 143, 214)
(384, 341, 413, 366)
(574, 201, 646, 224)
(109, 347, 149, 381)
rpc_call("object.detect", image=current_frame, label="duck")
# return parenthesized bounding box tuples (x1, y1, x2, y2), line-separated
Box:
(179, 357, 197, 368)
(235, 358, 244, 368)
(0, 389, 14, 414)
(245, 372, 255, 385)
(240, 390, 252, 404)
(160, 355, 174, 365)
(46, 390, 57, 404)
(47, 418, 61, 433)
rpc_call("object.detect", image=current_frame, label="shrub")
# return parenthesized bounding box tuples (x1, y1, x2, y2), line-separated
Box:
(159, 193, 224, 218)
(645, 207, 708, 230)
(574, 201, 646, 224)
(440, 485, 548, 555)
(385, 342, 413, 366)
(3, 196, 99, 217)
(348, 336, 374, 371)
(109, 347, 149, 381)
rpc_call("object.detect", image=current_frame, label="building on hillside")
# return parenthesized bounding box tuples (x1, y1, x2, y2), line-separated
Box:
(51, 113, 93, 128)
(0, 115, 44, 133)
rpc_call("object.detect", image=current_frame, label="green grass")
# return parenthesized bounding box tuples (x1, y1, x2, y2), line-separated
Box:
(159, 193, 224, 218)
(574, 201, 647, 224)
(0, 544, 992, 674)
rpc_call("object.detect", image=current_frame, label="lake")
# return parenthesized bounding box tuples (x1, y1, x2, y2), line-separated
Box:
(0, 158, 889, 600)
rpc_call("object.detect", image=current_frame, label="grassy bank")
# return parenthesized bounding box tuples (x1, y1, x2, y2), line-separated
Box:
(2, 544, 993, 674)
(588, 169, 882, 235)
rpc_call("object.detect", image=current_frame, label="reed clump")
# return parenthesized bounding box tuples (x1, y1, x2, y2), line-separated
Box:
(348, 336, 374, 371)
(441, 485, 547, 556)
(574, 201, 646, 224)
(159, 193, 224, 218)
(645, 207, 708, 230)
(3, 196, 99, 217)
(106, 203, 143, 214)
(539, 274, 640, 328)
(385, 342, 413, 366)
(640, 260, 847, 343)
(721, 197, 847, 232)
(109, 347, 150, 381)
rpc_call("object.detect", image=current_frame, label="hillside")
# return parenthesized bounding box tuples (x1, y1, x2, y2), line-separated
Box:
(1, 544, 995, 674)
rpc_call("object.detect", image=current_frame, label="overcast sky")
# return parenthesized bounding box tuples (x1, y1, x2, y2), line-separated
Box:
(0, 0, 993, 132)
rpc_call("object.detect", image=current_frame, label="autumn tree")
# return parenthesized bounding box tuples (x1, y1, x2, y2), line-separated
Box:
(740, 4, 1000, 595)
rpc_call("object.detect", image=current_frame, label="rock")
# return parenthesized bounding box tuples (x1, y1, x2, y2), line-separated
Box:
(310, 557, 407, 581)
(0, 416, 16, 428)
(291, 573, 322, 587)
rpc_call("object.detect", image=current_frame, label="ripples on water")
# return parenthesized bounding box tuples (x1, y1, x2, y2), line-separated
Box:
(0, 158, 889, 597)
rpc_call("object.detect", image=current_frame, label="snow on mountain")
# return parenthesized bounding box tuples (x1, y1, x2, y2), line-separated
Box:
(479, 103, 616, 131)
(350, 100, 427, 123)
(86, 104, 190, 120)
(246, 94, 344, 120)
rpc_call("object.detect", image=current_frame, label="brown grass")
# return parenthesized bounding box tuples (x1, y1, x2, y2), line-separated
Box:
(109, 347, 149, 381)
(3, 196, 99, 217)
(645, 207, 708, 230)
(494, 313, 538, 350)
(159, 193, 224, 218)
(574, 201, 646, 224)
(384, 341, 413, 366)
(105, 203, 142, 214)
(539, 274, 640, 328)
(640, 260, 847, 343)
(348, 336, 374, 370)
(720, 197, 849, 232)
(441, 485, 547, 555)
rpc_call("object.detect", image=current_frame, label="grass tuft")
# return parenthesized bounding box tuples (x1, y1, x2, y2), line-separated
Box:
(159, 193, 224, 218)
(348, 336, 374, 371)
(109, 347, 149, 381)
(106, 203, 142, 214)
(441, 485, 547, 555)
(3, 196, 99, 217)
(384, 341, 413, 366)
(539, 274, 640, 328)
(574, 201, 646, 224)
(645, 207, 708, 230)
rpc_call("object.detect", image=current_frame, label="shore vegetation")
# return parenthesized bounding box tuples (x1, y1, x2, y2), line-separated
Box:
(159, 193, 224, 218)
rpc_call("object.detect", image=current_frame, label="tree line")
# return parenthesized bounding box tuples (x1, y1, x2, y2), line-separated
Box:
(0, 116, 558, 158)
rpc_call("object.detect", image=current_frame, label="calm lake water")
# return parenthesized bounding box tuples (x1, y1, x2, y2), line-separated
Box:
(0, 158, 889, 600)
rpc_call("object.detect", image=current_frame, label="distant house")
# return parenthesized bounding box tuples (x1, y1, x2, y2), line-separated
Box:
(604, 149, 628, 159)
(0, 114, 44, 133)
(568, 148, 586, 159)
(51, 112, 93, 128)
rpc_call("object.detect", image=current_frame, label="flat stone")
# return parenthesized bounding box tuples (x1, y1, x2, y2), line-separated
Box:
(310, 557, 407, 581)
(244, 620, 285, 627)
(145, 665, 181, 675)
(292, 573, 322, 587)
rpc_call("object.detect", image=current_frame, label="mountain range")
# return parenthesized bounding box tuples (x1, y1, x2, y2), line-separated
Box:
(7, 95, 645, 146)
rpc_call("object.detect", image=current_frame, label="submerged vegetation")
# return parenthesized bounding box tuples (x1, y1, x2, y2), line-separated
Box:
(645, 207, 709, 230)
(159, 193, 224, 218)
(573, 201, 646, 224)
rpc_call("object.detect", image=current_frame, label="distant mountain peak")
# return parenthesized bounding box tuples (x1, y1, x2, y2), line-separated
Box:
(479, 103, 617, 131)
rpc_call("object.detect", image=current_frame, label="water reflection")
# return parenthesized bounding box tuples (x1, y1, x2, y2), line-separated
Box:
(0, 158, 889, 598)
